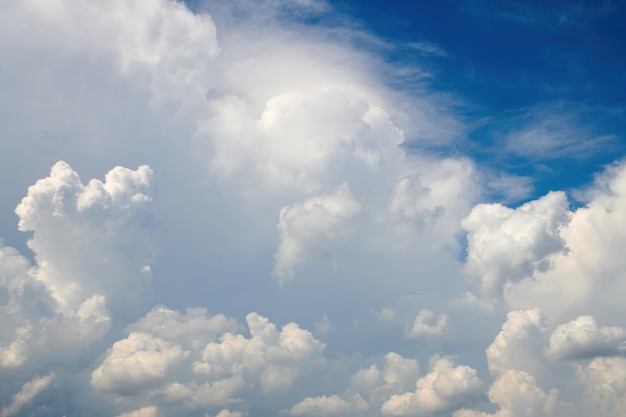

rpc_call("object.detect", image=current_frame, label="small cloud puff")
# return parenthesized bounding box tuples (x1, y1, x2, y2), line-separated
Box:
(405, 309, 447, 339)
(116, 406, 159, 417)
(375, 308, 397, 322)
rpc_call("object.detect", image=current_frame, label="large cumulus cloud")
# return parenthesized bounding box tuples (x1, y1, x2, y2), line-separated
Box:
(2, 0, 626, 416)
(0, 161, 158, 414)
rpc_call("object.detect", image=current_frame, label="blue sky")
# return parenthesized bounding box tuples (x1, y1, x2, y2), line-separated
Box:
(343, 0, 626, 199)
(1, 1, 626, 416)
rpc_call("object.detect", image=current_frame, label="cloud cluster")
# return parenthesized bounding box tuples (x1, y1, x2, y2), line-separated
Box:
(1, 0, 626, 416)
(456, 308, 626, 417)
(455, 309, 567, 417)
(284, 352, 483, 417)
(381, 357, 483, 417)
(502, 161, 626, 321)
(91, 306, 325, 416)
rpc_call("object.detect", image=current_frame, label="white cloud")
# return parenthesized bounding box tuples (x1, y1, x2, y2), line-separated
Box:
(455, 310, 576, 417)
(454, 369, 571, 417)
(127, 305, 241, 348)
(285, 352, 420, 417)
(505, 161, 626, 322)
(213, 410, 245, 417)
(210, 86, 398, 191)
(579, 357, 626, 417)
(0, 161, 160, 378)
(462, 191, 570, 295)
(380, 357, 483, 417)
(376, 308, 398, 322)
(91, 332, 190, 394)
(405, 309, 447, 339)
(546, 316, 626, 361)
(406, 42, 448, 57)
(15, 161, 157, 318)
(198, 312, 326, 394)
(284, 394, 363, 417)
(117, 406, 159, 417)
(486, 309, 547, 377)
(315, 314, 333, 335)
(274, 183, 362, 284)
(389, 157, 479, 248)
(13, 0, 219, 105)
(0, 373, 55, 417)
(502, 102, 617, 160)
(2, 0, 626, 416)
(91, 308, 326, 414)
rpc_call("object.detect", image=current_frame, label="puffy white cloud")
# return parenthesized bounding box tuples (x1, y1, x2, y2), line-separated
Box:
(0, 161, 159, 376)
(579, 357, 626, 417)
(389, 157, 479, 248)
(198, 312, 326, 394)
(127, 305, 241, 349)
(455, 311, 578, 417)
(286, 353, 482, 417)
(9, 0, 219, 106)
(0, 245, 41, 368)
(284, 394, 364, 417)
(546, 316, 626, 361)
(382, 353, 422, 392)
(380, 357, 483, 417)
(91, 332, 190, 394)
(209, 86, 403, 192)
(284, 352, 420, 417)
(486, 309, 547, 377)
(453, 369, 571, 417)
(0, 373, 55, 417)
(504, 162, 626, 322)
(116, 406, 159, 417)
(15, 161, 157, 318)
(376, 308, 398, 322)
(462, 192, 570, 295)
(346, 352, 421, 404)
(212, 410, 245, 417)
(405, 309, 447, 339)
(92, 308, 326, 415)
(452, 162, 626, 416)
(273, 183, 362, 284)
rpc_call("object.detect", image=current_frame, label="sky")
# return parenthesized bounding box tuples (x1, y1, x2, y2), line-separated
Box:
(1, 0, 626, 416)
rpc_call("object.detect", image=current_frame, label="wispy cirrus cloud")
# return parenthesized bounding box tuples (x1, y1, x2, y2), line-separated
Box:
(496, 102, 621, 160)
